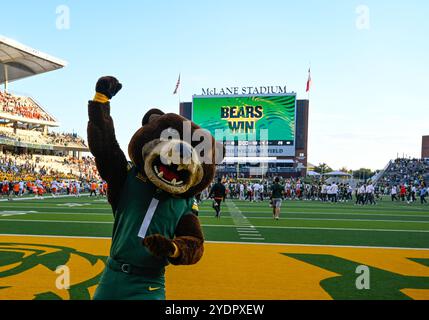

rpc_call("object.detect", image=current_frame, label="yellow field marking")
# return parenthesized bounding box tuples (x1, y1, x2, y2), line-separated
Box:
(0, 236, 111, 255)
(166, 244, 429, 300)
(0, 248, 34, 259)
(0, 264, 70, 300)
(278, 246, 429, 277)
(166, 243, 337, 300)
(0, 235, 429, 300)
(0, 262, 21, 273)
(401, 289, 429, 300)
(65, 253, 105, 287)
(0, 236, 110, 300)
(88, 285, 98, 298)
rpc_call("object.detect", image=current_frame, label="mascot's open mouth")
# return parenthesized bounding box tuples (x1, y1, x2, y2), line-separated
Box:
(152, 156, 192, 187)
(143, 139, 204, 194)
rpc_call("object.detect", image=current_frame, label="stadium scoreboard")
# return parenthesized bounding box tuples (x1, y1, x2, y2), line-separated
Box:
(192, 94, 297, 157)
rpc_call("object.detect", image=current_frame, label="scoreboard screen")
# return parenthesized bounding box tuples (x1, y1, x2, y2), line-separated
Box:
(192, 94, 297, 157)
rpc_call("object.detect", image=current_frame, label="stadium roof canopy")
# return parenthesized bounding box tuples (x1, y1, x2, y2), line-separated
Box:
(0, 35, 67, 85)
(307, 170, 321, 177)
(324, 171, 352, 177)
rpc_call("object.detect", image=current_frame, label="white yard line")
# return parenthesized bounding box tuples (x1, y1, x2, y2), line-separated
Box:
(1, 211, 428, 223)
(0, 233, 112, 240)
(0, 211, 112, 216)
(201, 224, 429, 233)
(1, 234, 428, 251)
(199, 210, 429, 218)
(1, 219, 428, 233)
(225, 201, 265, 241)
(244, 217, 429, 224)
(0, 194, 91, 202)
(0, 219, 112, 224)
(0, 205, 109, 210)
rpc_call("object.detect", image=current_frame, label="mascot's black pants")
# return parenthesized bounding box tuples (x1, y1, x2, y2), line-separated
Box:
(93, 258, 166, 300)
(213, 199, 222, 218)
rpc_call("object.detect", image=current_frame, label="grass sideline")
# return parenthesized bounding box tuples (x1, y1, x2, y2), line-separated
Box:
(1, 196, 429, 248)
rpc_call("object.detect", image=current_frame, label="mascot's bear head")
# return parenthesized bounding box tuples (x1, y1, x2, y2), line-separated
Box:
(127, 108, 224, 198)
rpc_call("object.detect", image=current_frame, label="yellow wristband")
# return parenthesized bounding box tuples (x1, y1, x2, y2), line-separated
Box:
(93, 92, 110, 104)
(170, 242, 180, 258)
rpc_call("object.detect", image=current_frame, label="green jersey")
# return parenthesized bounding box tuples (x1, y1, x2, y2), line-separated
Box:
(271, 183, 283, 199)
(110, 166, 194, 270)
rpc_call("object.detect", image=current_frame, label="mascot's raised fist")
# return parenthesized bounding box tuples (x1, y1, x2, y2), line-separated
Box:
(143, 234, 177, 258)
(96, 76, 122, 99)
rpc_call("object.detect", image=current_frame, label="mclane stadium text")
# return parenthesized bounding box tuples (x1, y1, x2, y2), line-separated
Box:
(201, 85, 287, 96)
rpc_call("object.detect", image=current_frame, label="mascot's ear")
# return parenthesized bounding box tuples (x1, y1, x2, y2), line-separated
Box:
(142, 109, 165, 126)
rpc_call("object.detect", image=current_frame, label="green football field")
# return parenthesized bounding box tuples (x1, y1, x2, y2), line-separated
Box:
(1, 196, 429, 248)
(1, 195, 429, 300)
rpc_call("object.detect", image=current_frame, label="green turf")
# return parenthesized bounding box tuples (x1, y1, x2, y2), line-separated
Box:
(1, 196, 429, 248)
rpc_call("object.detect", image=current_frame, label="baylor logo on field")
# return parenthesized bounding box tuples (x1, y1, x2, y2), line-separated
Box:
(0, 243, 107, 300)
(284, 253, 429, 300)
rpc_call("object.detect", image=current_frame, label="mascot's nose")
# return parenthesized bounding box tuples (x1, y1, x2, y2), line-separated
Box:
(173, 142, 193, 163)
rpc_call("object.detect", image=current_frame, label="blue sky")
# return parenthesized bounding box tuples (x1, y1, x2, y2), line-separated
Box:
(1, 0, 428, 170)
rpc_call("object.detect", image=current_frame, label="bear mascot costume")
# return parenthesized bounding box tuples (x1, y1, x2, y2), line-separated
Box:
(87, 76, 222, 300)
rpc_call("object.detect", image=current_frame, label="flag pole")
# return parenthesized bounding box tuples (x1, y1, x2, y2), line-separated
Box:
(173, 73, 181, 106)
(179, 73, 181, 104)
(175, 73, 181, 105)
(307, 63, 311, 101)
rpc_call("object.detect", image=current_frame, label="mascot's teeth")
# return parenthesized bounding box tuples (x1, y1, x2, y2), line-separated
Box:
(176, 181, 183, 185)
(154, 166, 159, 174)
(171, 179, 177, 185)
(177, 164, 187, 171)
(158, 171, 164, 178)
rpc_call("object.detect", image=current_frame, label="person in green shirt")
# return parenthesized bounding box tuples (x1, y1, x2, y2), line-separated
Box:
(270, 177, 284, 220)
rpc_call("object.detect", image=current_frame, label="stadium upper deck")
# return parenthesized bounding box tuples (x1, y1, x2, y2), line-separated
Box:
(0, 35, 88, 155)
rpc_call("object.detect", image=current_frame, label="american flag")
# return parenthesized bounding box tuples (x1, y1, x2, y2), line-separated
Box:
(306, 68, 312, 93)
(173, 74, 181, 95)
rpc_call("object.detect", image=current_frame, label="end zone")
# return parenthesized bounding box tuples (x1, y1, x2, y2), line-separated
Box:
(1, 235, 429, 300)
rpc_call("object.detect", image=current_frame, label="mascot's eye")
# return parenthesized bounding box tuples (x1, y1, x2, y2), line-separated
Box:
(165, 127, 179, 137)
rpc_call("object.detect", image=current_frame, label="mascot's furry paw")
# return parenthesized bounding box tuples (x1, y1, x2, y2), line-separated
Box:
(96, 76, 122, 99)
(143, 234, 176, 257)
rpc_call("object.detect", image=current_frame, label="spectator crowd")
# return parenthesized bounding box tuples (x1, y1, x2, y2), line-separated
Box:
(1, 152, 427, 206)
(0, 127, 87, 148)
(201, 158, 428, 207)
(0, 91, 55, 122)
(0, 151, 107, 199)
